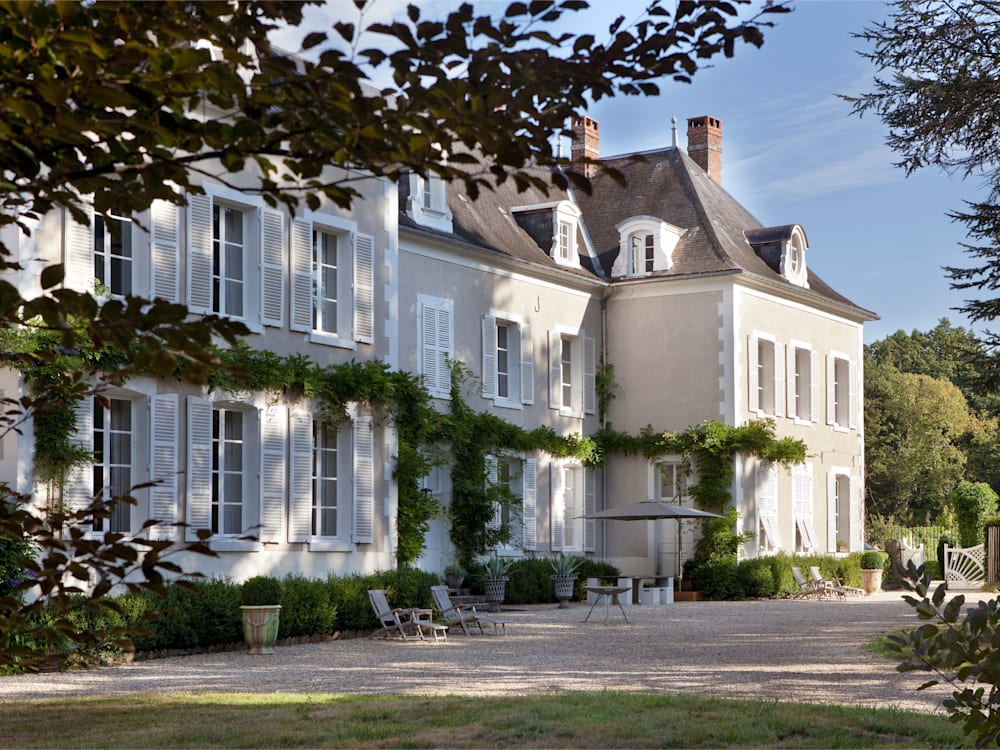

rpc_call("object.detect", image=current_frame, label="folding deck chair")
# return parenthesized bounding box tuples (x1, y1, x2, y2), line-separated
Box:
(431, 585, 508, 635)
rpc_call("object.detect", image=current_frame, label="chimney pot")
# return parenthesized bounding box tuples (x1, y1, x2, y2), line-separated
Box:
(571, 116, 600, 178)
(686, 115, 723, 184)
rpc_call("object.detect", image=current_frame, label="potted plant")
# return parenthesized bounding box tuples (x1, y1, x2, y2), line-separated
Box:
(480, 556, 512, 612)
(860, 551, 888, 595)
(549, 553, 583, 608)
(444, 563, 466, 590)
(240, 575, 282, 654)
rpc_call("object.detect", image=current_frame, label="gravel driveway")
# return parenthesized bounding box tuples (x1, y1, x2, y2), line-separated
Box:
(0, 590, 988, 711)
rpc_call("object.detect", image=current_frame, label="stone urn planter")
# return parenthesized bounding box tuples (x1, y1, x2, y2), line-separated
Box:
(480, 556, 512, 612)
(860, 551, 888, 595)
(551, 575, 577, 607)
(240, 576, 282, 654)
(549, 553, 583, 608)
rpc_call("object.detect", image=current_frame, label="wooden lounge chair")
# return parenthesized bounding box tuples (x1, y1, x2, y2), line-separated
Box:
(809, 566, 863, 598)
(791, 566, 841, 600)
(431, 585, 508, 635)
(368, 589, 448, 641)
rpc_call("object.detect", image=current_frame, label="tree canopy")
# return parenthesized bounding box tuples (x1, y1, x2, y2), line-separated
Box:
(847, 1, 1000, 336)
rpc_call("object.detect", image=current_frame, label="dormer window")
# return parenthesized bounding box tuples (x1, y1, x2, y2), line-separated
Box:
(781, 230, 808, 287)
(612, 216, 684, 278)
(511, 200, 582, 269)
(406, 171, 453, 233)
(745, 224, 809, 289)
(557, 220, 572, 262)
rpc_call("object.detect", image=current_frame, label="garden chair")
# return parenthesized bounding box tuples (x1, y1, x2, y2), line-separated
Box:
(809, 566, 863, 598)
(368, 589, 446, 641)
(791, 566, 840, 600)
(431, 585, 508, 635)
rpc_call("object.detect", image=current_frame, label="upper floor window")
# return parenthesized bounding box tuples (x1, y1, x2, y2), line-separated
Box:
(781, 230, 809, 287)
(419, 295, 454, 400)
(212, 204, 246, 318)
(748, 331, 784, 419)
(94, 210, 133, 297)
(631, 234, 654, 274)
(548, 328, 596, 418)
(405, 172, 453, 233)
(482, 313, 534, 408)
(826, 353, 857, 430)
(290, 215, 374, 347)
(557, 220, 572, 262)
(612, 215, 683, 278)
(787, 342, 818, 424)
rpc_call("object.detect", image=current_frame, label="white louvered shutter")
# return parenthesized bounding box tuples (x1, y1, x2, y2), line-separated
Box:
(584, 468, 596, 552)
(352, 416, 374, 543)
(289, 219, 313, 332)
(353, 232, 375, 344)
(848, 359, 859, 430)
(185, 396, 213, 540)
(485, 455, 500, 531)
(420, 302, 438, 395)
(748, 334, 760, 414)
(826, 355, 836, 426)
(583, 336, 596, 415)
(288, 409, 314, 543)
(64, 397, 94, 532)
(810, 350, 820, 423)
(259, 405, 287, 543)
(435, 302, 453, 395)
(849, 476, 861, 551)
(773, 342, 785, 418)
(520, 324, 534, 405)
(186, 193, 213, 315)
(785, 345, 796, 417)
(757, 461, 780, 549)
(481, 316, 496, 399)
(65, 205, 94, 293)
(261, 209, 285, 328)
(151, 199, 180, 302)
(522, 458, 537, 550)
(548, 330, 562, 410)
(827, 472, 838, 552)
(149, 394, 179, 541)
(550, 464, 565, 551)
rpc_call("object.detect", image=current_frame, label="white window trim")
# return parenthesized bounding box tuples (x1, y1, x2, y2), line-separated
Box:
(748, 330, 784, 419)
(828, 466, 861, 554)
(550, 460, 592, 553)
(548, 326, 595, 419)
(552, 202, 581, 267)
(786, 339, 819, 426)
(779, 226, 809, 288)
(826, 350, 857, 432)
(482, 309, 533, 410)
(406, 172, 453, 233)
(612, 215, 683, 277)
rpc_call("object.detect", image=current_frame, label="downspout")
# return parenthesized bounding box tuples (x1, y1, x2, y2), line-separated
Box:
(600, 292, 608, 560)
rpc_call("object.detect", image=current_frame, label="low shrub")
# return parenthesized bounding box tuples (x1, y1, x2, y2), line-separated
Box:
(736, 558, 775, 598)
(278, 575, 336, 638)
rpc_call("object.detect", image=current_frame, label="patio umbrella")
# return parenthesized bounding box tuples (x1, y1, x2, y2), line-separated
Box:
(579, 499, 723, 581)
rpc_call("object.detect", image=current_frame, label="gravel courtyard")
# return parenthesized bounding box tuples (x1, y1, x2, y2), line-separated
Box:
(0, 590, 988, 711)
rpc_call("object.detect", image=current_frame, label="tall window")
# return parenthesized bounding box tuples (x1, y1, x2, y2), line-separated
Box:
(94, 210, 133, 297)
(212, 205, 245, 318)
(313, 422, 338, 537)
(314, 229, 338, 334)
(757, 338, 775, 415)
(496, 322, 510, 400)
(833, 357, 850, 427)
(793, 346, 812, 421)
(656, 461, 686, 501)
(557, 220, 571, 261)
(92, 397, 132, 533)
(834, 474, 850, 550)
(561, 335, 573, 407)
(562, 466, 583, 550)
(212, 408, 244, 535)
(631, 233, 654, 274)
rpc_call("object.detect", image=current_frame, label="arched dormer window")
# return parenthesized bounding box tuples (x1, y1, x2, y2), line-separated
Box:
(745, 224, 810, 289)
(781, 228, 808, 287)
(612, 216, 684, 278)
(406, 172, 453, 233)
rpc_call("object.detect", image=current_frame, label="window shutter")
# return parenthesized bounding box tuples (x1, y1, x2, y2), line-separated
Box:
(773, 342, 785, 418)
(550, 464, 564, 550)
(548, 330, 562, 410)
(485, 455, 500, 531)
(849, 476, 861, 552)
(186, 193, 213, 315)
(185, 396, 213, 541)
(584, 468, 596, 552)
(522, 458, 537, 551)
(810, 350, 820, 423)
(520, 324, 534, 405)
(785, 345, 796, 417)
(756, 461, 780, 548)
(259, 405, 287, 543)
(748, 334, 759, 414)
(481, 316, 496, 399)
(149, 394, 178, 541)
(288, 409, 313, 543)
(352, 416, 374, 543)
(64, 397, 94, 532)
(826, 472, 838, 552)
(583, 336, 596, 415)
(353, 232, 375, 344)
(65, 204, 94, 293)
(151, 199, 180, 302)
(435, 302, 453, 395)
(419, 301, 438, 395)
(289, 219, 313, 332)
(260, 209, 285, 328)
(848, 359, 858, 430)
(826, 355, 836, 426)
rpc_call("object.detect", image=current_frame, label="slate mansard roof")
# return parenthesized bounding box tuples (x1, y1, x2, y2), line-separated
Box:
(399, 144, 876, 321)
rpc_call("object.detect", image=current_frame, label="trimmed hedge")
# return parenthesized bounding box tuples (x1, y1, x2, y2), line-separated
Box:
(688, 553, 870, 600)
(467, 557, 620, 604)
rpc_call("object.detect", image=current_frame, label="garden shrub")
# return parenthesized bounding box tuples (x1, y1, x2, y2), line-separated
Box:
(949, 480, 999, 548)
(736, 557, 775, 598)
(376, 566, 440, 610)
(503, 558, 554, 604)
(327, 573, 378, 631)
(0, 499, 32, 599)
(278, 575, 336, 638)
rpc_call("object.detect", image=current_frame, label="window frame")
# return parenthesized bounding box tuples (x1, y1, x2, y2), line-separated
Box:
(786, 340, 818, 425)
(748, 331, 784, 419)
(826, 352, 857, 431)
(550, 461, 594, 553)
(481, 311, 534, 409)
(548, 327, 596, 418)
(93, 209, 134, 298)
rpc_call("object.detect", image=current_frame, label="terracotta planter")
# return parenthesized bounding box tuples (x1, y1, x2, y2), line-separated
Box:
(482, 576, 508, 611)
(552, 575, 577, 607)
(860, 569, 883, 595)
(240, 605, 281, 654)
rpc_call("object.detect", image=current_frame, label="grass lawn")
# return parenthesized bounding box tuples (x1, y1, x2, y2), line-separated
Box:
(1, 691, 969, 748)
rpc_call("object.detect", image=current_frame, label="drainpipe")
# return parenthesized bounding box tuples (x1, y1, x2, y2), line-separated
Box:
(600, 293, 608, 560)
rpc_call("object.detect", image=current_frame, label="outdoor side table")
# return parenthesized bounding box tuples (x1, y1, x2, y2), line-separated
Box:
(583, 586, 631, 625)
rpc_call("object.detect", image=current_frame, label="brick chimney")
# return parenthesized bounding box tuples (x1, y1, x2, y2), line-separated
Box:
(686, 115, 722, 184)
(571, 116, 600, 178)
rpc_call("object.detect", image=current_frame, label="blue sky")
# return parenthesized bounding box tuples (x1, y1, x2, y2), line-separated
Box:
(274, 1, 983, 343)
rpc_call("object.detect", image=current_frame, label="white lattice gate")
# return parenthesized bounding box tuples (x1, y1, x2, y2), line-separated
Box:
(944, 543, 986, 589)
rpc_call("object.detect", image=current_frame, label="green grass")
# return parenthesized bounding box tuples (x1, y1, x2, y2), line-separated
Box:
(0, 692, 969, 748)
